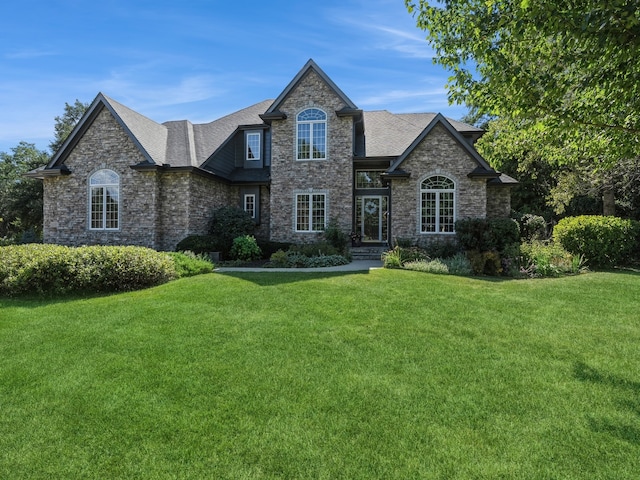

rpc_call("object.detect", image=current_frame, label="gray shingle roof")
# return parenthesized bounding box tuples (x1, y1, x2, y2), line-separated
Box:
(102, 94, 168, 165)
(362, 111, 481, 158)
(101, 95, 272, 168)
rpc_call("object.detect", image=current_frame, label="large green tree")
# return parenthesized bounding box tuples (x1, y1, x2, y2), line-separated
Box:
(405, 0, 640, 166)
(0, 100, 88, 241)
(0, 142, 49, 239)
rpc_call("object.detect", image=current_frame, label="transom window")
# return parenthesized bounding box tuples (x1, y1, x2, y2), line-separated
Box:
(89, 169, 119, 230)
(420, 175, 455, 233)
(295, 193, 326, 232)
(297, 108, 326, 160)
(246, 132, 261, 161)
(355, 170, 385, 189)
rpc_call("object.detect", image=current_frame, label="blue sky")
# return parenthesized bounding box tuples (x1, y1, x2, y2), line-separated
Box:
(0, 0, 468, 154)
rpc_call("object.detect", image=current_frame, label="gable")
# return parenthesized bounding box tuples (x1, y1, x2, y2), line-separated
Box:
(263, 59, 358, 118)
(387, 113, 497, 178)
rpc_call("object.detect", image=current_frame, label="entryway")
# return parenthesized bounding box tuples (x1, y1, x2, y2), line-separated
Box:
(355, 195, 388, 243)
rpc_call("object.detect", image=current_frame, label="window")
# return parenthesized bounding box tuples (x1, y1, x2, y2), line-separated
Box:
(89, 169, 119, 230)
(246, 132, 261, 161)
(420, 175, 455, 233)
(295, 193, 326, 232)
(297, 108, 326, 160)
(355, 170, 385, 189)
(244, 194, 256, 219)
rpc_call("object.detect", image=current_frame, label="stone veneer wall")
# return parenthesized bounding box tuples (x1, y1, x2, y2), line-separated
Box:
(390, 124, 488, 243)
(43, 108, 161, 248)
(42, 107, 235, 251)
(269, 70, 353, 243)
(486, 185, 512, 219)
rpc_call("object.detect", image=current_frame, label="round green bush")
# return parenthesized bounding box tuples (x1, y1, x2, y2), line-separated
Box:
(229, 235, 262, 261)
(553, 215, 640, 268)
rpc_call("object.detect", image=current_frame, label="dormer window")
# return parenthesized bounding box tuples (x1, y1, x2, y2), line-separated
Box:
(246, 131, 261, 161)
(297, 108, 326, 160)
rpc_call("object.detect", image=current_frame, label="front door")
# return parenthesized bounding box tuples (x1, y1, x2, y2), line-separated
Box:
(356, 196, 388, 243)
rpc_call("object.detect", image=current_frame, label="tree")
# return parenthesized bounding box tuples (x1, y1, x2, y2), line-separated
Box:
(0, 142, 49, 240)
(405, 0, 640, 166)
(49, 99, 90, 154)
(0, 100, 89, 241)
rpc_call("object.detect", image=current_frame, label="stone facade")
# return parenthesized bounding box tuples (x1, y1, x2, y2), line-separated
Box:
(39, 61, 515, 252)
(269, 70, 354, 243)
(42, 108, 233, 251)
(389, 124, 487, 243)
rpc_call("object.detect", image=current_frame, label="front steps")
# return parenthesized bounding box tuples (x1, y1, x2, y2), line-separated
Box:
(350, 245, 388, 261)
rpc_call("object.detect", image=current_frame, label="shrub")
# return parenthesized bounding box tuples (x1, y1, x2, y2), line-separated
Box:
(518, 213, 547, 241)
(444, 253, 473, 276)
(209, 207, 256, 255)
(176, 235, 221, 255)
(289, 242, 340, 258)
(465, 250, 502, 276)
(258, 240, 292, 259)
(229, 235, 262, 261)
(323, 218, 349, 254)
(166, 251, 214, 277)
(0, 244, 176, 296)
(553, 215, 640, 268)
(404, 259, 449, 274)
(382, 246, 429, 269)
(456, 218, 520, 253)
(418, 238, 461, 259)
(520, 241, 585, 277)
(266, 250, 349, 268)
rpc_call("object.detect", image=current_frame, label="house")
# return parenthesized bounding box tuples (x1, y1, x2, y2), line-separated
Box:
(30, 59, 517, 251)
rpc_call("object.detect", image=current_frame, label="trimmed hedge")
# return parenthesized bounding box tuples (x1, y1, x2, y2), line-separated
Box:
(553, 215, 640, 268)
(0, 244, 177, 296)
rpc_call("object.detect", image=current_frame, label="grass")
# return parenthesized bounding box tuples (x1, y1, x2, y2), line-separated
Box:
(1, 269, 639, 479)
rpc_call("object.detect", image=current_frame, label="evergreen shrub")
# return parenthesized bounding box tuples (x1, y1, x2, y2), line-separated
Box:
(553, 215, 640, 268)
(209, 207, 256, 256)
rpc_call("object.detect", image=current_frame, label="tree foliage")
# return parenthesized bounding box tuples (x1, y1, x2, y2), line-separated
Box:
(49, 99, 90, 154)
(405, 0, 640, 165)
(0, 143, 49, 240)
(0, 100, 89, 241)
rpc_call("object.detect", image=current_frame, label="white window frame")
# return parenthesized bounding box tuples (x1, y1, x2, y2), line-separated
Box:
(243, 193, 256, 219)
(420, 175, 456, 234)
(296, 108, 327, 161)
(246, 131, 261, 161)
(295, 192, 327, 232)
(89, 169, 120, 231)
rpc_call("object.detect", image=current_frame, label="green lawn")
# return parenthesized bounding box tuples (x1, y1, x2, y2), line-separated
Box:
(1, 270, 639, 479)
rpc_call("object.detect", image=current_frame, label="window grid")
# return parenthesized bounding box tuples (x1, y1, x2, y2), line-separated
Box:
(297, 108, 326, 160)
(244, 194, 256, 218)
(420, 176, 455, 234)
(89, 169, 119, 230)
(296, 193, 326, 232)
(246, 132, 260, 160)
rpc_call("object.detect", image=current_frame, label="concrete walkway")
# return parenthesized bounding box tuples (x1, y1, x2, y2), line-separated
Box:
(216, 259, 383, 273)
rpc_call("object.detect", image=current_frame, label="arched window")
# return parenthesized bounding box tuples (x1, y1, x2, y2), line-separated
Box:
(420, 175, 455, 233)
(89, 169, 119, 230)
(297, 108, 326, 160)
